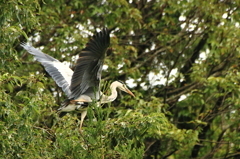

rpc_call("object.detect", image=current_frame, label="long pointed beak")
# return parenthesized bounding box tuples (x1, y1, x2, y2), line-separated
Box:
(125, 88, 135, 98)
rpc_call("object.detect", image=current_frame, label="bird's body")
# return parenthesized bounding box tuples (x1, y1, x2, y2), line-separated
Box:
(21, 28, 135, 132)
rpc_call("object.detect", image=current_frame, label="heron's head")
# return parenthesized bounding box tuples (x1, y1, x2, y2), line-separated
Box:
(112, 81, 135, 97)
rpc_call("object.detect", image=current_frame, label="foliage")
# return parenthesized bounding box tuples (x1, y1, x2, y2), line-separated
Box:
(1, 0, 240, 158)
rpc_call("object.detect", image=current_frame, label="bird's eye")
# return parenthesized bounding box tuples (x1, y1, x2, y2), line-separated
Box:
(122, 85, 127, 90)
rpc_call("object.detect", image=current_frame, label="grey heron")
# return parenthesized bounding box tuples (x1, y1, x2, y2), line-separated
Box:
(21, 28, 135, 132)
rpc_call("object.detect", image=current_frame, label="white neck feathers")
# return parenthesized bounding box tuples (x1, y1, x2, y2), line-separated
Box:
(101, 81, 121, 103)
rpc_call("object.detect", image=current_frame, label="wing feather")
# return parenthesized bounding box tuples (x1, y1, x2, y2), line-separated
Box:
(70, 28, 110, 99)
(21, 43, 73, 97)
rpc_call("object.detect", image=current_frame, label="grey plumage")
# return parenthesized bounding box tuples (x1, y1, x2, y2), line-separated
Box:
(21, 28, 110, 101)
(69, 28, 110, 100)
(20, 43, 73, 97)
(21, 28, 135, 132)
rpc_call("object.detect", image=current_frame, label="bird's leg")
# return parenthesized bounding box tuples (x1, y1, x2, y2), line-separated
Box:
(79, 110, 87, 134)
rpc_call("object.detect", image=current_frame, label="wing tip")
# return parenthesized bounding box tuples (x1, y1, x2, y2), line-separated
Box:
(20, 42, 28, 48)
(93, 27, 110, 40)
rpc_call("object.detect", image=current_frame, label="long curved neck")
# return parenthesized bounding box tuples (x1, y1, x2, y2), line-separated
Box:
(101, 82, 118, 103)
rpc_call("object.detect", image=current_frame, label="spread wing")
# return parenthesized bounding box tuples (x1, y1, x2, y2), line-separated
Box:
(69, 28, 110, 100)
(21, 43, 73, 97)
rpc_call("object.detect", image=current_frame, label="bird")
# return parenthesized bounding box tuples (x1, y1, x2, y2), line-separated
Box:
(21, 28, 135, 132)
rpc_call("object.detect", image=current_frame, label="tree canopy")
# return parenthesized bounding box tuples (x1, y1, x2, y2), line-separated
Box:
(1, 0, 240, 158)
